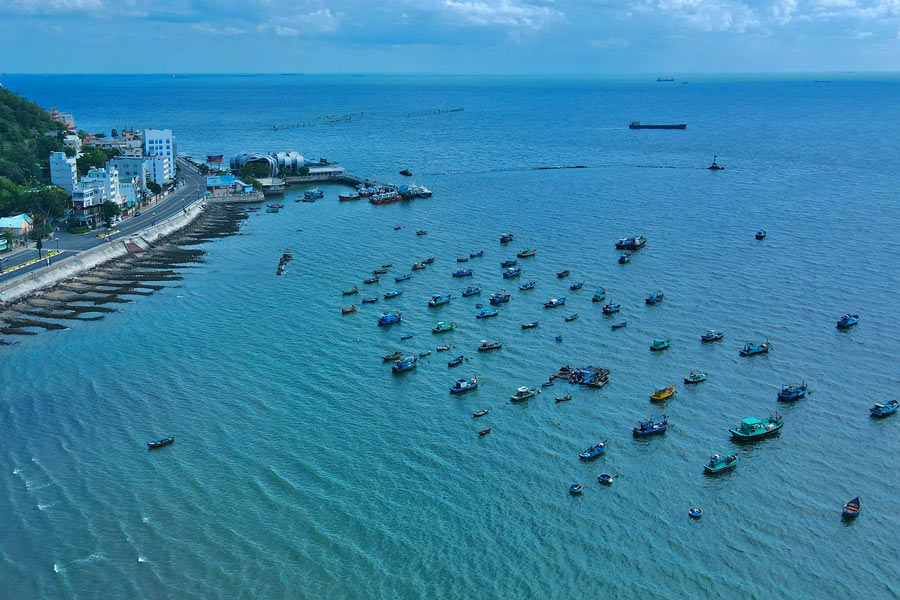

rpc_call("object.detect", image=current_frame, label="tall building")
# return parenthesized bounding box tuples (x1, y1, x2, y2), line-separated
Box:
(108, 157, 148, 191)
(142, 129, 176, 175)
(71, 166, 123, 226)
(49, 151, 77, 195)
(144, 154, 171, 185)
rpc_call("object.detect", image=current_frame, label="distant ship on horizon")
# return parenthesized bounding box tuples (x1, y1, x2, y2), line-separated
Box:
(629, 121, 687, 130)
(656, 78, 675, 82)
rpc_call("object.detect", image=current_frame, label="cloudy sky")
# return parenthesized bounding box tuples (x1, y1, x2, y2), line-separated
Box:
(2, 0, 899, 73)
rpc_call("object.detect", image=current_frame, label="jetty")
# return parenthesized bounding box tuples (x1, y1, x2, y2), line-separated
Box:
(550, 365, 610, 389)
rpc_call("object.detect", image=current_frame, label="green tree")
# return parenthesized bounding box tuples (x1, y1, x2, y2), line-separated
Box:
(298, 165, 310, 176)
(76, 147, 119, 177)
(197, 164, 210, 175)
(243, 176, 262, 191)
(146, 180, 162, 195)
(101, 200, 121, 229)
(239, 162, 271, 179)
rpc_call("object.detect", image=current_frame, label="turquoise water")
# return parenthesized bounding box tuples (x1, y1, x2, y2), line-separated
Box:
(2, 75, 900, 598)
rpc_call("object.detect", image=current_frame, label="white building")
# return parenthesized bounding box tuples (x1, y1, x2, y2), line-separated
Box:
(63, 134, 82, 151)
(49, 151, 77, 195)
(142, 129, 176, 176)
(144, 154, 171, 185)
(71, 166, 124, 227)
(108, 157, 148, 191)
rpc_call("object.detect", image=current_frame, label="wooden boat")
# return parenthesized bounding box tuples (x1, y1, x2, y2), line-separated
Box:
(555, 394, 572, 403)
(342, 286, 359, 295)
(421, 348, 432, 355)
(416, 230, 428, 236)
(612, 322, 627, 330)
(649, 338, 671, 352)
(517, 248, 536, 258)
(382, 263, 393, 268)
(412, 262, 426, 270)
(592, 288, 606, 302)
(456, 257, 469, 263)
(448, 355, 464, 367)
(476, 307, 498, 318)
(400, 333, 414, 340)
(452, 268, 473, 277)
(729, 415, 783, 440)
(362, 297, 379, 304)
(569, 281, 584, 291)
(701, 329, 724, 342)
(633, 415, 668, 437)
(423, 257, 435, 265)
(579, 440, 608, 461)
(489, 292, 511, 305)
(377, 311, 402, 326)
(777, 382, 808, 402)
(384, 290, 403, 299)
(382, 351, 403, 361)
(541, 380, 554, 388)
(740, 341, 769, 356)
(544, 297, 566, 308)
(341, 305, 357, 314)
(363, 276, 379, 284)
(470, 250, 484, 258)
(373, 268, 388, 275)
(502, 266, 522, 279)
(649, 385, 675, 401)
(555, 335, 563, 342)
(391, 356, 418, 373)
(565, 314, 579, 322)
(473, 409, 488, 417)
(645, 291, 664, 304)
(436, 345, 450, 352)
(500, 259, 517, 268)
(428, 292, 452, 307)
(510, 386, 536, 402)
(569, 484, 583, 495)
(870, 399, 899, 417)
(432, 321, 454, 333)
(557, 269, 570, 278)
(519, 281, 536, 291)
(704, 452, 738, 474)
(147, 436, 174, 449)
(479, 428, 492, 436)
(618, 253, 631, 264)
(395, 273, 411, 282)
(602, 303, 620, 314)
(399, 169, 412, 176)
(461, 286, 482, 297)
(477, 340, 502, 352)
(450, 375, 479, 393)
(837, 314, 859, 329)
(684, 372, 707, 384)
(615, 235, 646, 250)
(755, 229, 766, 240)
(598, 473, 613, 485)
(842, 497, 860, 519)
(394, 225, 401, 230)
(500, 233, 514, 244)
(522, 322, 539, 330)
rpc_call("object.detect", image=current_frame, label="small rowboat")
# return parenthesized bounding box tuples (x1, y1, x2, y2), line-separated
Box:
(541, 380, 554, 388)
(650, 385, 675, 401)
(393, 226, 401, 230)
(423, 257, 436, 265)
(400, 333, 414, 340)
(478, 428, 492, 436)
(382, 351, 403, 361)
(436, 345, 450, 352)
(341, 305, 357, 314)
(569, 484, 583, 495)
(598, 473, 613, 485)
(522, 322, 539, 330)
(555, 394, 572, 403)
(870, 399, 899, 417)
(147, 436, 174, 449)
(382, 264, 392, 268)
(689, 507, 703, 519)
(363, 276, 379, 284)
(342, 286, 359, 295)
(448, 355, 464, 367)
(362, 297, 378, 304)
(565, 314, 579, 322)
(569, 281, 584, 291)
(612, 322, 627, 329)
(557, 269, 570, 278)
(842, 497, 860, 519)
(473, 409, 488, 418)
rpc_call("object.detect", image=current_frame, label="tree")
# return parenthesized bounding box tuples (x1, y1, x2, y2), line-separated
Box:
(239, 162, 271, 179)
(76, 147, 119, 177)
(146, 181, 162, 195)
(298, 165, 310, 176)
(243, 176, 262, 191)
(197, 164, 210, 175)
(101, 200, 121, 229)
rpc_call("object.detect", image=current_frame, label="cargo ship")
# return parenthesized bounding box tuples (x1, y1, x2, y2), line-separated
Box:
(629, 121, 686, 130)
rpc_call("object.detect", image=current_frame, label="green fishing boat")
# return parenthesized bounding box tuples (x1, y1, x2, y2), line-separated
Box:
(684, 372, 707, 384)
(729, 415, 783, 440)
(591, 288, 606, 302)
(703, 451, 738, 474)
(650, 338, 671, 352)
(432, 321, 455, 334)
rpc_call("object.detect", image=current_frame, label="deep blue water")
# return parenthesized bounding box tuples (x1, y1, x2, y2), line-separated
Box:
(2, 74, 900, 598)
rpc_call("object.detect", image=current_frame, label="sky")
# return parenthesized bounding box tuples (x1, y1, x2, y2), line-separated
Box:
(1, 0, 899, 73)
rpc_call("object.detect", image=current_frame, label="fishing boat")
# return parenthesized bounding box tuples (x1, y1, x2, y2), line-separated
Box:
(341, 305, 357, 315)
(452, 268, 473, 277)
(304, 187, 324, 200)
(473, 409, 488, 417)
(470, 250, 484, 258)
(342, 286, 359, 295)
(555, 335, 563, 342)
(689, 508, 703, 519)
(837, 314, 860, 329)
(479, 428, 492, 436)
(265, 206, 280, 213)
(510, 386, 536, 402)
(842, 497, 860, 519)
(704, 452, 738, 474)
(428, 292, 452, 307)
(363, 276, 379, 284)
(432, 321, 455, 333)
(522, 322, 539, 330)
(756, 229, 766, 240)
(602, 303, 621, 315)
(729, 415, 783, 440)
(517, 248, 536, 258)
(362, 297, 378, 304)
(569, 281, 584, 291)
(565, 314, 579, 322)
(579, 440, 608, 461)
(448, 355, 464, 367)
(645, 291, 664, 304)
(477, 340, 503, 352)
(384, 290, 403, 299)
(392, 356, 418, 373)
(740, 342, 769, 356)
(650, 338, 671, 351)
(436, 345, 450, 352)
(569, 484, 583, 495)
(500, 259, 517, 268)
(383, 351, 403, 361)
(393, 225, 401, 230)
(870, 399, 899, 417)
(339, 192, 361, 201)
(612, 322, 627, 329)
(456, 257, 469, 263)
(373, 268, 388, 275)
(500, 233, 514, 244)
(423, 257, 436, 265)
(450, 375, 479, 393)
(701, 329, 724, 342)
(650, 386, 675, 402)
(592, 288, 606, 302)
(615, 235, 647, 250)
(382, 263, 393, 268)
(412, 262, 426, 270)
(399, 169, 412, 177)
(147, 436, 174, 449)
(777, 382, 808, 402)
(400, 333, 414, 340)
(519, 280, 536, 291)
(684, 372, 707, 384)
(544, 297, 566, 308)
(502, 266, 522, 279)
(416, 230, 428, 236)
(476, 307, 498, 319)
(555, 394, 572, 403)
(461, 286, 482, 297)
(557, 269, 570, 278)
(377, 311, 402, 326)
(618, 253, 631, 264)
(598, 473, 613, 485)
(395, 273, 411, 282)
(489, 292, 511, 305)
(541, 380, 554, 388)
(633, 415, 668, 437)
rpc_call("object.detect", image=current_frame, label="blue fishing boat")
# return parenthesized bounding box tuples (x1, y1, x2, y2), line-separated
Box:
(646, 291, 664, 304)
(569, 484, 583, 495)
(477, 340, 503, 352)
(510, 386, 536, 402)
(557, 269, 570, 278)
(500, 259, 517, 268)
(489, 292, 511, 305)
(391, 356, 418, 373)
(704, 452, 739, 474)
(618, 253, 631, 264)
(428, 292, 452, 307)
(777, 382, 808, 402)
(837, 314, 859, 329)
(701, 329, 724, 342)
(304, 187, 324, 200)
(449, 375, 479, 394)
(565, 314, 579, 322)
(544, 297, 566, 308)
(615, 235, 646, 250)
(555, 335, 563, 342)
(395, 273, 412, 282)
(541, 380, 554, 388)
(476, 306, 499, 318)
(579, 440, 608, 461)
(650, 338, 671, 351)
(842, 497, 860, 520)
(500, 233, 514, 244)
(423, 257, 435, 265)
(461, 286, 482, 297)
(453, 268, 473, 277)
(363, 276, 379, 284)
(456, 257, 469, 263)
(522, 321, 539, 329)
(740, 341, 770, 356)
(569, 281, 584, 291)
(729, 415, 783, 440)
(502, 266, 522, 279)
(598, 473, 613, 485)
(870, 399, 899, 417)
(400, 333, 414, 340)
(633, 415, 668, 437)
(519, 280, 536, 291)
(470, 250, 484, 258)
(602, 303, 621, 314)
(416, 230, 427, 236)
(384, 289, 403, 299)
(592, 288, 606, 302)
(755, 229, 766, 240)
(448, 355, 464, 367)
(377, 311, 402, 326)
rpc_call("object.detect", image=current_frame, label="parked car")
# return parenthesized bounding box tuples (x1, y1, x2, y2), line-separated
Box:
(134, 210, 142, 217)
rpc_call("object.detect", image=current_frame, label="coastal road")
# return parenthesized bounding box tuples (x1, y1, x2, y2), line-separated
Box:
(0, 159, 206, 283)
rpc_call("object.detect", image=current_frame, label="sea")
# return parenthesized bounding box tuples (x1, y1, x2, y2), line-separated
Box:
(1, 74, 899, 599)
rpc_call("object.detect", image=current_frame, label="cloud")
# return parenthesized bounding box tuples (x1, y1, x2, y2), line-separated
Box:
(590, 37, 630, 46)
(442, 0, 564, 29)
(631, 0, 761, 32)
(848, 28, 874, 36)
